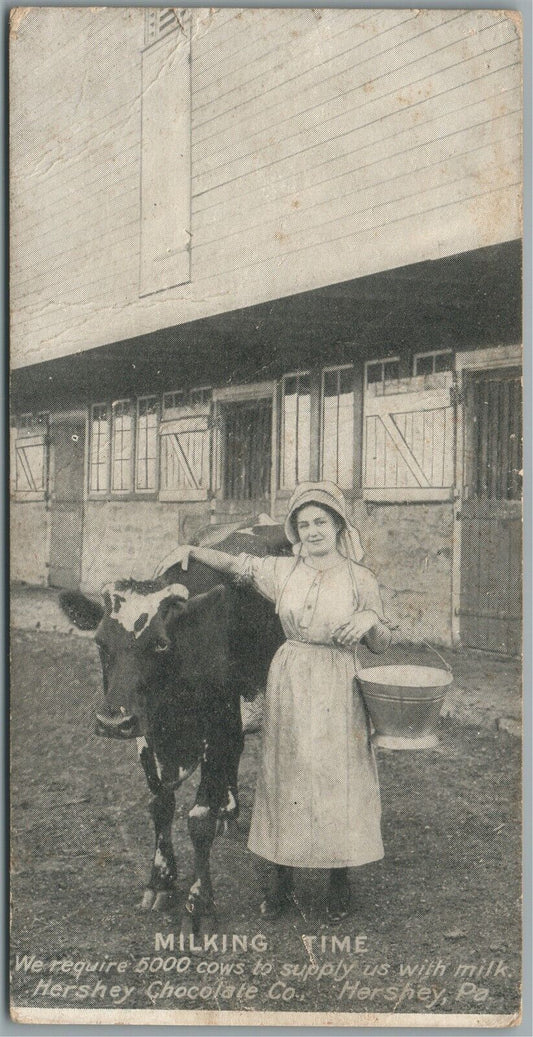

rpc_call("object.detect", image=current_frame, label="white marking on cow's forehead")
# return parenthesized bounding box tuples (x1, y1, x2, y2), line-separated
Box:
(101, 583, 189, 638)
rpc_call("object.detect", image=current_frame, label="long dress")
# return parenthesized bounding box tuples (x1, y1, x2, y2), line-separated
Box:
(237, 552, 386, 868)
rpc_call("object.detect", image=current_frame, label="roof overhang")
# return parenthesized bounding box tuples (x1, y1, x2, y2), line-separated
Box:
(12, 240, 521, 412)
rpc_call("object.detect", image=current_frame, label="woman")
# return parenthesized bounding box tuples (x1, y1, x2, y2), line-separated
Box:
(155, 481, 391, 922)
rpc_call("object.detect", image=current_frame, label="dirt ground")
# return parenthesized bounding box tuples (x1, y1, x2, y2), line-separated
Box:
(10, 628, 521, 1020)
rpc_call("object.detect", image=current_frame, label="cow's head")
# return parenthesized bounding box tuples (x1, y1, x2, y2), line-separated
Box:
(60, 579, 226, 739)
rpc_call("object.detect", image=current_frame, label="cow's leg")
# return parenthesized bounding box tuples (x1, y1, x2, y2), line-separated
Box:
(185, 806, 218, 929)
(138, 740, 177, 911)
(217, 701, 244, 833)
(146, 787, 177, 910)
(185, 745, 228, 928)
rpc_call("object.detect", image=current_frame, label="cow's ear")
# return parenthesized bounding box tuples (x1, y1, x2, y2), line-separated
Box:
(163, 584, 225, 632)
(183, 584, 226, 618)
(59, 591, 105, 631)
(101, 584, 113, 615)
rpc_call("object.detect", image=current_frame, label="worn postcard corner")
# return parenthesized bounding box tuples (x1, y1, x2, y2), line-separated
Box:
(10, 5, 523, 1027)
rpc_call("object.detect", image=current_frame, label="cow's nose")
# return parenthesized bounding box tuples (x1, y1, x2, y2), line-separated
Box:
(95, 711, 140, 739)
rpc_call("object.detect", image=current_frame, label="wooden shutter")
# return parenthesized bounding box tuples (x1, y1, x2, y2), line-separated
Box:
(140, 19, 191, 296)
(363, 373, 454, 501)
(14, 434, 48, 500)
(145, 8, 183, 45)
(159, 415, 211, 501)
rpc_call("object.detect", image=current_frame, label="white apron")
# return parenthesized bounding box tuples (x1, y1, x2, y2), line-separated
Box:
(238, 553, 386, 868)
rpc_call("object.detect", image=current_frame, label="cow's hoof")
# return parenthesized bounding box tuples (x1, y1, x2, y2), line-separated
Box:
(180, 908, 206, 943)
(183, 889, 218, 934)
(140, 889, 157, 911)
(181, 905, 217, 941)
(216, 816, 239, 839)
(152, 890, 173, 912)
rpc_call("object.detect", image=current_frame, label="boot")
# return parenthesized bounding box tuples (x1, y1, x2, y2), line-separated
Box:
(325, 867, 350, 923)
(259, 865, 294, 919)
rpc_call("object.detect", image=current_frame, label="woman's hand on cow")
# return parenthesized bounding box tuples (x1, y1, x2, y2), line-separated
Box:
(153, 545, 193, 578)
(332, 610, 378, 647)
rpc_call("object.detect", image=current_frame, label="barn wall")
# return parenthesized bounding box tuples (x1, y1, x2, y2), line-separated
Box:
(351, 501, 454, 646)
(11, 7, 521, 368)
(10, 503, 49, 586)
(80, 500, 211, 592)
(77, 495, 453, 645)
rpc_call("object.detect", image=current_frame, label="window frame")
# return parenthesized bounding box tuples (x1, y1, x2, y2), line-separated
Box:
(162, 389, 186, 416)
(279, 370, 313, 490)
(413, 350, 454, 376)
(320, 364, 356, 489)
(88, 402, 111, 498)
(135, 395, 160, 496)
(110, 399, 134, 496)
(364, 356, 401, 389)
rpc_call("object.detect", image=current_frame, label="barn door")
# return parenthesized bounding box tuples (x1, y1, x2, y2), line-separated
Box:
(221, 399, 272, 501)
(49, 417, 86, 589)
(459, 367, 522, 655)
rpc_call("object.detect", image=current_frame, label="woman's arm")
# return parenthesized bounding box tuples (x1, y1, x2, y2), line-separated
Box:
(154, 546, 279, 601)
(332, 566, 392, 653)
(154, 544, 243, 579)
(333, 610, 391, 652)
(363, 614, 392, 654)
(188, 545, 243, 577)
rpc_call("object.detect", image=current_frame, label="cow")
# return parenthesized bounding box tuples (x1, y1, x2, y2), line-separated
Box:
(59, 523, 291, 928)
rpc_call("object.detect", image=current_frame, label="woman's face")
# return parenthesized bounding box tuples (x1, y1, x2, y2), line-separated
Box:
(295, 505, 340, 557)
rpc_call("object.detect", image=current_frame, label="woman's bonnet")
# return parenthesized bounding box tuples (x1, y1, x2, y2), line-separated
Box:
(284, 481, 364, 564)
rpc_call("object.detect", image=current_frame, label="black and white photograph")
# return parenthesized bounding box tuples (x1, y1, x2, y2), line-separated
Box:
(9, 6, 523, 1026)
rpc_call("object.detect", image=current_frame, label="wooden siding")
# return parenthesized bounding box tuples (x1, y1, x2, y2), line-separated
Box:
(11, 7, 143, 350)
(190, 9, 520, 276)
(10, 8, 521, 367)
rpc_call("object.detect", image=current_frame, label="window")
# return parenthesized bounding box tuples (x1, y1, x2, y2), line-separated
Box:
(17, 412, 48, 436)
(321, 366, 355, 487)
(365, 357, 400, 388)
(414, 350, 454, 376)
(111, 401, 133, 493)
(163, 388, 212, 416)
(89, 404, 110, 494)
(13, 413, 49, 498)
(281, 372, 311, 488)
(89, 396, 166, 498)
(189, 387, 212, 408)
(135, 397, 159, 492)
(163, 391, 186, 415)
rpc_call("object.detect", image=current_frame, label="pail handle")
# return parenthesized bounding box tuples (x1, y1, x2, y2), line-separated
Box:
(418, 638, 452, 672)
(386, 626, 452, 673)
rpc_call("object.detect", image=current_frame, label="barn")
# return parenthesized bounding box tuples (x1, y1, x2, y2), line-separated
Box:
(10, 7, 522, 653)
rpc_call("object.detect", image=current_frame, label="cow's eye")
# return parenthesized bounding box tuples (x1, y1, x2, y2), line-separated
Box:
(154, 639, 169, 653)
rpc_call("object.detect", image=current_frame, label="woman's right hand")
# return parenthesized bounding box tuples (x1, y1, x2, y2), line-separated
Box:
(153, 545, 193, 578)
